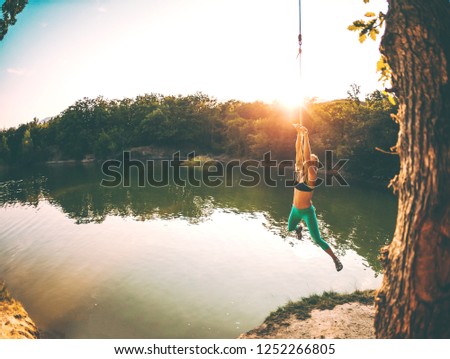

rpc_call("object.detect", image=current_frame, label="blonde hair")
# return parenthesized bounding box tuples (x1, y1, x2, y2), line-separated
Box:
(302, 154, 318, 183)
(310, 154, 319, 165)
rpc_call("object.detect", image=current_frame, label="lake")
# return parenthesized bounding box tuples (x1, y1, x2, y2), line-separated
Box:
(0, 162, 397, 338)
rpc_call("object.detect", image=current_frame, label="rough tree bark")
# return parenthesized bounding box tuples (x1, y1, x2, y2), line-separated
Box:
(374, 0, 450, 338)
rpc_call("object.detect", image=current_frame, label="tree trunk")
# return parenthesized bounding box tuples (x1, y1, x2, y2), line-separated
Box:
(374, 0, 450, 338)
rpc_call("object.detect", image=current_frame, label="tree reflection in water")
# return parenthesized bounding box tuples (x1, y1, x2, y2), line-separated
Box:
(0, 162, 396, 273)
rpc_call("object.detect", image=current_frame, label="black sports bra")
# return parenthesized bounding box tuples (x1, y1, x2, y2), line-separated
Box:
(294, 180, 314, 192)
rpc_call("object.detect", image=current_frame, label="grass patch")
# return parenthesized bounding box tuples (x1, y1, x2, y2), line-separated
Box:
(246, 290, 375, 337)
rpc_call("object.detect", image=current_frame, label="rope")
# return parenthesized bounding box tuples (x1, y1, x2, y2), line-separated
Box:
(298, 0, 303, 125)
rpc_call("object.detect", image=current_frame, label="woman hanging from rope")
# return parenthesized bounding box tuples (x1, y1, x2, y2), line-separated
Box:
(288, 124, 343, 272)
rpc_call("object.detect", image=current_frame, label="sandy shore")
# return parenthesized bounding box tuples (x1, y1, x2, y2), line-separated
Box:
(240, 291, 376, 339)
(0, 282, 39, 339)
(240, 302, 375, 339)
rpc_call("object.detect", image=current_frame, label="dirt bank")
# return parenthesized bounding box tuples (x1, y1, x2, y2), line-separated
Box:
(240, 290, 376, 339)
(0, 282, 39, 339)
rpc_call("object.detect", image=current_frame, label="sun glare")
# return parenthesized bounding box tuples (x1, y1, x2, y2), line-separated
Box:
(276, 84, 305, 111)
(274, 88, 298, 107)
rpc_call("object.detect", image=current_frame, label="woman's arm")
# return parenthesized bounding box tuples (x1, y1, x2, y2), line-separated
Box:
(294, 125, 304, 173)
(303, 131, 311, 163)
(302, 127, 317, 184)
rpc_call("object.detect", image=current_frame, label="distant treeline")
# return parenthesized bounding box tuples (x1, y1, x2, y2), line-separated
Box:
(0, 91, 398, 179)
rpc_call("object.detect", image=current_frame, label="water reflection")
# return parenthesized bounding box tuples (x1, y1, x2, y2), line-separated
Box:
(0, 163, 396, 273)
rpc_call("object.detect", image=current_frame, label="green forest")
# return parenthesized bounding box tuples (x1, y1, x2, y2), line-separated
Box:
(0, 89, 398, 180)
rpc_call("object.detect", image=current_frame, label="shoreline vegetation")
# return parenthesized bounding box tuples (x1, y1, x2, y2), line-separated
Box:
(0, 282, 39, 339)
(239, 290, 376, 339)
(1, 91, 399, 181)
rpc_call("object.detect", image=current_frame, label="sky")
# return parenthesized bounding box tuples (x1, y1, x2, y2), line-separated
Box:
(0, 0, 388, 128)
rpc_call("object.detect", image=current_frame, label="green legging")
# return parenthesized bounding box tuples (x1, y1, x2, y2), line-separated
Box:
(287, 205, 330, 251)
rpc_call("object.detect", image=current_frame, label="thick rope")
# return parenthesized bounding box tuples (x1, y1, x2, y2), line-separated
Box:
(298, 0, 303, 125)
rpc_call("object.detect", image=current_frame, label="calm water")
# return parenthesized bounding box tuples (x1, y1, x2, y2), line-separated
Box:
(0, 163, 397, 338)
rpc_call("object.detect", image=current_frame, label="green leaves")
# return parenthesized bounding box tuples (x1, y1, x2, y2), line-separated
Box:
(0, 0, 28, 41)
(377, 55, 396, 105)
(349, 2, 395, 103)
(377, 55, 391, 82)
(348, 0, 385, 43)
(348, 12, 384, 43)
